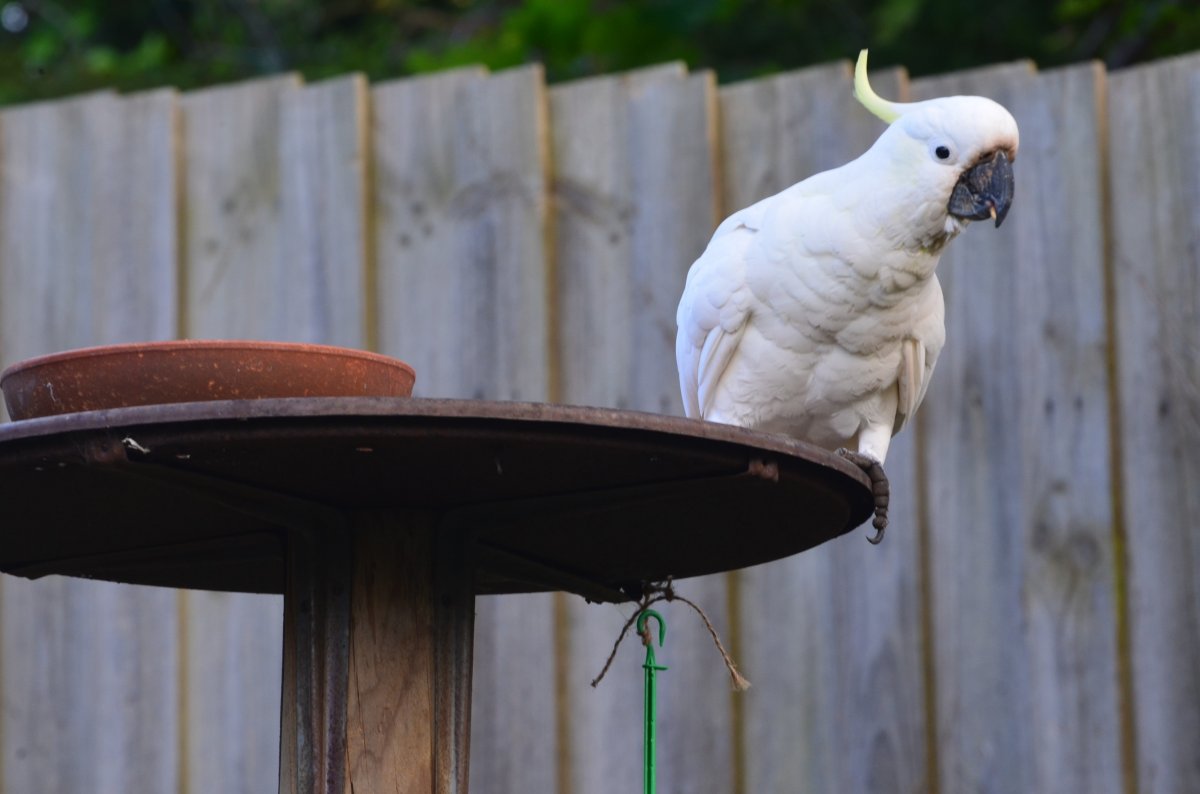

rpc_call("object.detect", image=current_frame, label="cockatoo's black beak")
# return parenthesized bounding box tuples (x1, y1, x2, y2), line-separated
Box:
(948, 149, 1014, 228)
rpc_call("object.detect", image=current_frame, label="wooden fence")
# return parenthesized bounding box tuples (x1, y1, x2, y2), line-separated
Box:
(0, 50, 1196, 794)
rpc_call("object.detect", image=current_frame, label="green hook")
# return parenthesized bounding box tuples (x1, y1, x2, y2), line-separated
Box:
(637, 609, 667, 648)
(637, 609, 667, 794)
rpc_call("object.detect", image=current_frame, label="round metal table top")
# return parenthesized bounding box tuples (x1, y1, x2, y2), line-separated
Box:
(0, 398, 873, 600)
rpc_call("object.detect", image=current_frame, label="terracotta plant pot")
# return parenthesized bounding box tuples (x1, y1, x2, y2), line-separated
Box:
(0, 340, 416, 420)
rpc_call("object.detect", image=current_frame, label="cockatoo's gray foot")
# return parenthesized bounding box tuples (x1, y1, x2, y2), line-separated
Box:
(836, 449, 889, 543)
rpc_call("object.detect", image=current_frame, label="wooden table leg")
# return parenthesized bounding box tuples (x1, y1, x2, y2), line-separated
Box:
(280, 522, 352, 794)
(279, 511, 475, 794)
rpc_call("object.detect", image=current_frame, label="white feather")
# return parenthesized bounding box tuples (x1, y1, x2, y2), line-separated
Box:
(676, 87, 1017, 464)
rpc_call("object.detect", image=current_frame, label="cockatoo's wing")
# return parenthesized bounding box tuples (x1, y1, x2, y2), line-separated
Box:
(711, 193, 770, 238)
(678, 177, 844, 422)
(895, 338, 926, 432)
(676, 225, 755, 420)
(893, 279, 944, 434)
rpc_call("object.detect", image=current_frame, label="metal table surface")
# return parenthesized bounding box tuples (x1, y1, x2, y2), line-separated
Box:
(0, 397, 873, 601)
(0, 397, 874, 793)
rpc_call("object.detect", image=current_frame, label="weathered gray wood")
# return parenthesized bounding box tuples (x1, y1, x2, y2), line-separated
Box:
(433, 520, 476, 794)
(178, 73, 314, 794)
(0, 92, 113, 370)
(548, 62, 686, 794)
(720, 63, 931, 794)
(279, 74, 373, 347)
(1017, 62, 1124, 794)
(553, 62, 685, 412)
(551, 65, 731, 793)
(0, 89, 177, 359)
(279, 519, 352, 794)
(182, 74, 300, 340)
(371, 64, 558, 793)
(372, 66, 484, 396)
(373, 65, 549, 400)
(1108, 53, 1200, 794)
(622, 70, 731, 794)
(0, 89, 181, 792)
(180, 589, 284, 792)
(297, 513, 473, 794)
(93, 89, 181, 347)
(913, 61, 1123, 794)
(345, 519, 436, 793)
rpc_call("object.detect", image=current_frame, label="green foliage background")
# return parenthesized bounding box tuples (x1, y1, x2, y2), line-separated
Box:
(0, 0, 1197, 104)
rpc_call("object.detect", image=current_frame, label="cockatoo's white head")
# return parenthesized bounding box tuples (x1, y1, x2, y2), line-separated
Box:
(854, 50, 1019, 242)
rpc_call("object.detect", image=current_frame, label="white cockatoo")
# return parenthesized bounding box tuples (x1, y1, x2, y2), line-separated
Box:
(676, 50, 1018, 541)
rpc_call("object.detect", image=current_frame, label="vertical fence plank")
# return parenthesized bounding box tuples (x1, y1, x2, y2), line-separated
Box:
(1108, 53, 1200, 794)
(627, 70, 730, 794)
(372, 64, 557, 793)
(180, 72, 372, 793)
(279, 74, 373, 348)
(553, 63, 685, 412)
(549, 62, 688, 794)
(183, 74, 300, 340)
(551, 66, 729, 793)
(720, 63, 930, 794)
(913, 60, 1123, 794)
(181, 71, 374, 793)
(374, 65, 549, 400)
(1018, 62, 1124, 794)
(911, 63, 1038, 794)
(0, 93, 113, 368)
(93, 89, 180, 347)
(0, 89, 180, 793)
(372, 67, 486, 397)
(179, 75, 293, 794)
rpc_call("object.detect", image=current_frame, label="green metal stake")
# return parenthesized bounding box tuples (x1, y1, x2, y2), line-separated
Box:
(637, 609, 667, 794)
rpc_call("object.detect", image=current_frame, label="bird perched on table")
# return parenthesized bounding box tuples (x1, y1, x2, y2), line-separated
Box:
(675, 50, 1018, 542)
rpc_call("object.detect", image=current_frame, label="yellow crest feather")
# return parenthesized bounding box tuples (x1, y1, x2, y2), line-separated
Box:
(854, 50, 901, 124)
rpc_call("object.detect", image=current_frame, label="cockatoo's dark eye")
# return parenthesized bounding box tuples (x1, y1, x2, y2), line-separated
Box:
(935, 145, 951, 160)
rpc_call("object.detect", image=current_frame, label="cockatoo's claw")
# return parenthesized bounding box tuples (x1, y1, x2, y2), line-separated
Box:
(836, 449, 890, 543)
(867, 510, 888, 544)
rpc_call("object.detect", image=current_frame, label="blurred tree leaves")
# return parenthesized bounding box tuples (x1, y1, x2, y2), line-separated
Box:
(0, 0, 1195, 103)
